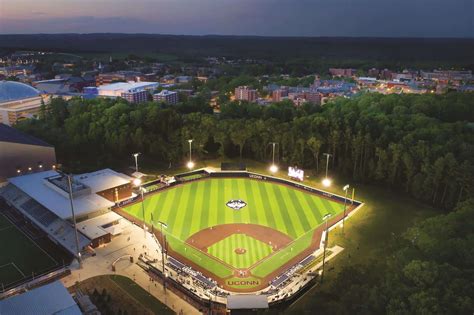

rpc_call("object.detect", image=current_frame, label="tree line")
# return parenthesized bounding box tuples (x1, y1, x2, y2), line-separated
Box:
(16, 92, 474, 209)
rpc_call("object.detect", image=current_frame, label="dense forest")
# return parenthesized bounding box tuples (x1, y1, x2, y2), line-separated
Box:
(1, 35, 473, 70)
(17, 92, 474, 210)
(305, 198, 474, 314)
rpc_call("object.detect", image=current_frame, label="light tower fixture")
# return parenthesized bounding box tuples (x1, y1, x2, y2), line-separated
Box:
(269, 142, 278, 173)
(322, 153, 332, 187)
(187, 139, 194, 169)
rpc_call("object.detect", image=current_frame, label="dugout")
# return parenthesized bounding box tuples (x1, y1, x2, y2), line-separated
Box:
(227, 295, 269, 314)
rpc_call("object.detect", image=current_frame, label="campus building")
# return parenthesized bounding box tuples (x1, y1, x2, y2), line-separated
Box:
(0, 81, 48, 126)
(153, 89, 179, 105)
(0, 123, 56, 182)
(235, 86, 257, 102)
(0, 168, 134, 252)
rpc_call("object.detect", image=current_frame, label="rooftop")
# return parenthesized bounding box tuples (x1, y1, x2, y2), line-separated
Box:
(0, 280, 82, 315)
(9, 170, 115, 220)
(0, 81, 41, 103)
(0, 123, 53, 147)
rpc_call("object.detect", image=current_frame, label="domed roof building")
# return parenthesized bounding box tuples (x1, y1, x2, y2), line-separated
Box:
(0, 81, 41, 103)
(0, 81, 46, 126)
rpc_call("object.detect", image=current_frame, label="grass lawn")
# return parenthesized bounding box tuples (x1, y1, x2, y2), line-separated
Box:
(110, 275, 174, 315)
(122, 177, 344, 280)
(73, 275, 174, 315)
(0, 213, 58, 289)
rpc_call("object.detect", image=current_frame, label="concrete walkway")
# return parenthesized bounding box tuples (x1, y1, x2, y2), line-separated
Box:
(61, 219, 201, 315)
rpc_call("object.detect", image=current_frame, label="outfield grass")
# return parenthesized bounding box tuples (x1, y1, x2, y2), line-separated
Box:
(124, 178, 343, 240)
(208, 234, 273, 269)
(0, 214, 58, 288)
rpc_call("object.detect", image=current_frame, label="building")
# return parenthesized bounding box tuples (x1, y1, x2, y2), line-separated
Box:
(329, 68, 356, 78)
(96, 71, 145, 86)
(303, 91, 322, 105)
(272, 87, 289, 102)
(154, 89, 179, 105)
(235, 86, 257, 102)
(0, 123, 56, 182)
(95, 81, 158, 103)
(0, 81, 48, 126)
(0, 281, 82, 315)
(121, 90, 149, 103)
(1, 168, 134, 252)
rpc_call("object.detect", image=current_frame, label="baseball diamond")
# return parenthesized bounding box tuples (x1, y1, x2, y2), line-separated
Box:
(119, 175, 354, 292)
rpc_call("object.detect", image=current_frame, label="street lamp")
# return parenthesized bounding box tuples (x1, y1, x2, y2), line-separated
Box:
(320, 213, 332, 284)
(187, 139, 194, 169)
(133, 178, 146, 239)
(322, 153, 332, 187)
(132, 153, 140, 173)
(269, 142, 278, 173)
(157, 221, 168, 293)
(342, 185, 350, 235)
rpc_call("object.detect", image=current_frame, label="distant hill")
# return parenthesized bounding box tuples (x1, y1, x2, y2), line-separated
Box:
(0, 34, 473, 66)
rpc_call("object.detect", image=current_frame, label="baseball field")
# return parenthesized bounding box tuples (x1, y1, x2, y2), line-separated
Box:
(121, 177, 348, 291)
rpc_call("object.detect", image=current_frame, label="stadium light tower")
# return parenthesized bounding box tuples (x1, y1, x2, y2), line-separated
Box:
(62, 171, 82, 269)
(269, 142, 278, 173)
(342, 185, 350, 235)
(133, 178, 146, 239)
(157, 221, 168, 292)
(187, 139, 194, 169)
(320, 213, 332, 284)
(132, 153, 140, 173)
(322, 153, 332, 187)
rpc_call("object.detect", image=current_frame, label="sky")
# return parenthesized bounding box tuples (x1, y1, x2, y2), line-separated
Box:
(0, 0, 473, 37)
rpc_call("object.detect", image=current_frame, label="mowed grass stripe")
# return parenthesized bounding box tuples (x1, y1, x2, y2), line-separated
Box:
(189, 181, 206, 236)
(223, 179, 234, 224)
(155, 188, 175, 225)
(244, 180, 258, 225)
(292, 190, 318, 228)
(249, 180, 268, 228)
(237, 180, 251, 224)
(216, 179, 226, 226)
(230, 180, 242, 223)
(303, 193, 324, 223)
(286, 189, 312, 233)
(269, 184, 296, 237)
(155, 189, 184, 236)
(168, 184, 190, 239)
(277, 185, 307, 236)
(256, 182, 278, 232)
(208, 179, 218, 227)
(181, 181, 200, 240)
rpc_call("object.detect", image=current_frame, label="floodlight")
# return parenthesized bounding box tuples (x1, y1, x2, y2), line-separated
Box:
(343, 184, 350, 191)
(322, 178, 332, 187)
(133, 178, 142, 187)
(187, 161, 195, 169)
(269, 164, 278, 173)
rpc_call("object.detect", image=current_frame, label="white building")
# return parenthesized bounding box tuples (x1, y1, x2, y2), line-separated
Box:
(97, 81, 159, 97)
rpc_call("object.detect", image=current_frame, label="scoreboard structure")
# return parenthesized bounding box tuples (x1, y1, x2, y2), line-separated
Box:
(288, 166, 304, 181)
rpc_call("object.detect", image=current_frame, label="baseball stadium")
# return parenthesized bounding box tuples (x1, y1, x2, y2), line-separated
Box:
(117, 169, 362, 293)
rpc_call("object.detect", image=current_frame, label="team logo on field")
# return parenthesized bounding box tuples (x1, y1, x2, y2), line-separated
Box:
(226, 199, 247, 210)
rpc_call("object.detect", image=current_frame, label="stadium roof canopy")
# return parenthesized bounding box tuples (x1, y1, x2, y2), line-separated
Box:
(227, 295, 269, 310)
(0, 123, 53, 147)
(0, 281, 82, 315)
(9, 170, 117, 219)
(74, 168, 132, 193)
(0, 81, 41, 103)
